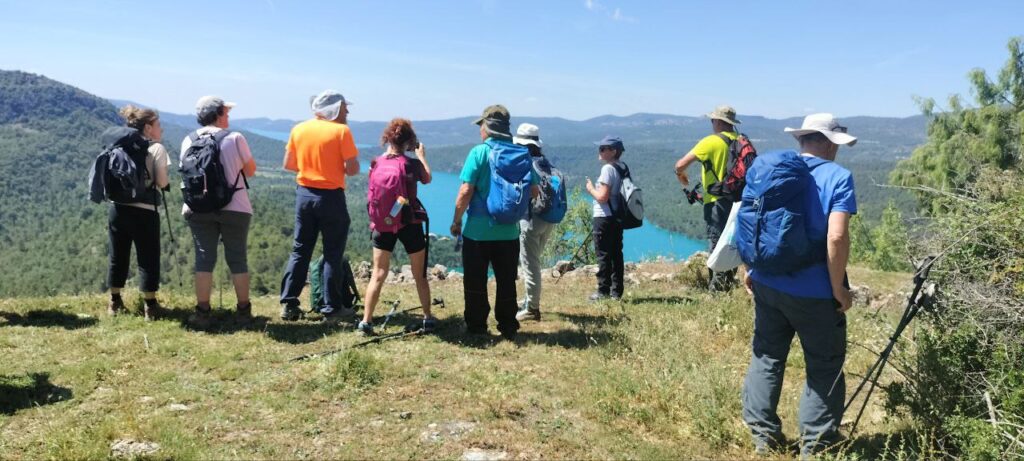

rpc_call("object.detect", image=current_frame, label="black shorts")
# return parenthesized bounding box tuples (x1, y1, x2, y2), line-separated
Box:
(371, 223, 427, 254)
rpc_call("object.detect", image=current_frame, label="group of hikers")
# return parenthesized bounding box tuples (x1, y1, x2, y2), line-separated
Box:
(90, 92, 859, 457)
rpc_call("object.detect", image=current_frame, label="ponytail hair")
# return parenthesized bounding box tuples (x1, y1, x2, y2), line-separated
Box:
(119, 105, 159, 131)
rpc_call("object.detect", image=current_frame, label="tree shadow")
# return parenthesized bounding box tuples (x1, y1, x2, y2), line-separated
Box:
(0, 372, 73, 415)
(430, 313, 617, 350)
(0, 310, 98, 330)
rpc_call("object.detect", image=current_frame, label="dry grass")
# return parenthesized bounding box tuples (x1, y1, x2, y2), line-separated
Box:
(0, 265, 918, 460)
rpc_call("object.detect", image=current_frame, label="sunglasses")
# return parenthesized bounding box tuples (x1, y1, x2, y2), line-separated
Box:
(831, 124, 848, 133)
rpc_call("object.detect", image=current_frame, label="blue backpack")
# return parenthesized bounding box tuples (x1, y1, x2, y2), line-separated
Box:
(532, 155, 568, 224)
(473, 140, 533, 224)
(736, 150, 825, 274)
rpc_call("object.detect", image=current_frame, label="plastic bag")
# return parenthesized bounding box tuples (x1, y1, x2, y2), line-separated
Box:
(707, 202, 743, 272)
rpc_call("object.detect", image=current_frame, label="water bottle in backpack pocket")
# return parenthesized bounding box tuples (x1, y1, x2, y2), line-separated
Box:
(367, 154, 411, 233)
(480, 140, 533, 224)
(179, 130, 246, 213)
(736, 150, 824, 274)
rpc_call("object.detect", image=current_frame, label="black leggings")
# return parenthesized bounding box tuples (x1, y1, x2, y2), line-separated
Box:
(462, 237, 520, 335)
(593, 216, 624, 297)
(108, 204, 161, 292)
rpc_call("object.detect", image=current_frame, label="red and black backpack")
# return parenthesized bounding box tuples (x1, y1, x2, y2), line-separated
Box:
(704, 133, 757, 201)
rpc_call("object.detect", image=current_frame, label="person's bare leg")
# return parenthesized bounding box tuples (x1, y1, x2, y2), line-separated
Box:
(363, 248, 392, 324)
(231, 273, 250, 305)
(195, 272, 213, 306)
(409, 249, 432, 318)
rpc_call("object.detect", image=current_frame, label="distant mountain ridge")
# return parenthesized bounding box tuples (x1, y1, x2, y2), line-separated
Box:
(110, 99, 927, 150)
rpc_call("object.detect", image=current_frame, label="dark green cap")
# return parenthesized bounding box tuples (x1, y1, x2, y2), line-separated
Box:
(472, 104, 510, 126)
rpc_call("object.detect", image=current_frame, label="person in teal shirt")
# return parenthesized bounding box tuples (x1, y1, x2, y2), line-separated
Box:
(451, 104, 538, 339)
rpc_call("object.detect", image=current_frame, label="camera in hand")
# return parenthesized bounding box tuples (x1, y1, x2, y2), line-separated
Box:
(683, 184, 703, 205)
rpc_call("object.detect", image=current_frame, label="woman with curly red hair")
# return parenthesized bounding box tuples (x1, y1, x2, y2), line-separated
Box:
(359, 118, 436, 335)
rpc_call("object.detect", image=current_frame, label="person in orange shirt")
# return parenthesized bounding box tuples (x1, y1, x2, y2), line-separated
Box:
(279, 90, 360, 321)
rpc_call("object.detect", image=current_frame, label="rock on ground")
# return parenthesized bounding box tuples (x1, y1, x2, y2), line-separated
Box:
(462, 448, 510, 461)
(110, 439, 160, 458)
(354, 261, 372, 281)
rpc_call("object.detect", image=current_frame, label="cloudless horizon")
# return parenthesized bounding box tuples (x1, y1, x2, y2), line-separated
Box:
(2, 0, 1022, 122)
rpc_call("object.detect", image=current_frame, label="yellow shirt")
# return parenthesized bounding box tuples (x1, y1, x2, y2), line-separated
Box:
(691, 131, 737, 204)
(284, 119, 359, 190)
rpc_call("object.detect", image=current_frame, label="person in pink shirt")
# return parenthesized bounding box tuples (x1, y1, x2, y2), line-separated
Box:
(180, 96, 257, 328)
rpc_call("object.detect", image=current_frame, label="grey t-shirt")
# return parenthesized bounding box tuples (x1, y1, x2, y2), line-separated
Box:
(592, 161, 621, 217)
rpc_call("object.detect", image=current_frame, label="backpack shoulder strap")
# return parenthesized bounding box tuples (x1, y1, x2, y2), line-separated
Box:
(611, 161, 630, 179)
(715, 132, 736, 146)
(213, 129, 232, 142)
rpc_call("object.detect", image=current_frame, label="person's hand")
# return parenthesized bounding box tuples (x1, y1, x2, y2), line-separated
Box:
(586, 177, 594, 191)
(833, 286, 853, 313)
(744, 272, 754, 296)
(450, 220, 462, 238)
(415, 142, 425, 159)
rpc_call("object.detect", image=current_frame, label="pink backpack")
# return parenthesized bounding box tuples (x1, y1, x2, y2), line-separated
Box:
(367, 154, 410, 233)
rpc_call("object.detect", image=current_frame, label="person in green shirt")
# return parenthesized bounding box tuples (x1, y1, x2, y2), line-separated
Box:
(673, 105, 741, 291)
(451, 104, 539, 339)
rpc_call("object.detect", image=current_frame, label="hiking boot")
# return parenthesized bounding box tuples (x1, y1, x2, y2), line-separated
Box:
(357, 320, 375, 336)
(515, 308, 541, 322)
(143, 299, 165, 322)
(280, 303, 302, 321)
(422, 317, 437, 333)
(188, 305, 213, 329)
(588, 292, 610, 302)
(499, 328, 518, 341)
(465, 325, 489, 336)
(108, 296, 126, 316)
(321, 306, 355, 324)
(235, 302, 253, 325)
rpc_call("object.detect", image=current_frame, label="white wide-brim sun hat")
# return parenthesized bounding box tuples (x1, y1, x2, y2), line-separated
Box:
(513, 122, 543, 147)
(784, 113, 858, 146)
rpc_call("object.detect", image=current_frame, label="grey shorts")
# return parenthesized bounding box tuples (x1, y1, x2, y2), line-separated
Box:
(186, 210, 252, 274)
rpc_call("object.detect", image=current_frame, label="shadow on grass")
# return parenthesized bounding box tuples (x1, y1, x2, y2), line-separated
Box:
(626, 296, 698, 306)
(429, 313, 619, 350)
(156, 306, 271, 335)
(0, 372, 73, 415)
(265, 320, 352, 344)
(0, 310, 98, 330)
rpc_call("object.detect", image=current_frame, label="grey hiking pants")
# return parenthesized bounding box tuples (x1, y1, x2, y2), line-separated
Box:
(742, 281, 847, 455)
(519, 218, 555, 311)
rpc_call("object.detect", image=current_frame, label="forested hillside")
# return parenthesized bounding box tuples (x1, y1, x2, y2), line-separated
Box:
(0, 71, 458, 297)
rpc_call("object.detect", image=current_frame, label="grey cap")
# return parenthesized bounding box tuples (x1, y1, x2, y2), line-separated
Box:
(195, 95, 235, 118)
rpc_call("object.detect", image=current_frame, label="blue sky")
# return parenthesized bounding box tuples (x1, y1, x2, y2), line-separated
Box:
(2, 0, 1021, 121)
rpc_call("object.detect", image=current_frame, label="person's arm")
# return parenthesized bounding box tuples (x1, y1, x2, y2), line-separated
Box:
(451, 183, 474, 237)
(827, 211, 852, 313)
(415, 143, 432, 184)
(342, 127, 360, 176)
(586, 178, 611, 203)
(674, 151, 698, 186)
(283, 137, 298, 173)
(152, 144, 171, 190)
(235, 134, 257, 177)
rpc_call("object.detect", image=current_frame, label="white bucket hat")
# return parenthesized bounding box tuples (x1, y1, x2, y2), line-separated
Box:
(309, 90, 352, 121)
(513, 123, 543, 147)
(784, 113, 857, 146)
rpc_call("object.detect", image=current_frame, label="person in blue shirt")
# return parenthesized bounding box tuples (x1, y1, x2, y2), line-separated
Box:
(450, 105, 539, 340)
(741, 113, 858, 457)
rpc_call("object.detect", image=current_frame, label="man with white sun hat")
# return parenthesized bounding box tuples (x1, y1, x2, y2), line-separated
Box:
(740, 112, 858, 457)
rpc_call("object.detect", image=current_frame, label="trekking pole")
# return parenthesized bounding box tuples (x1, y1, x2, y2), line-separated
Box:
(379, 300, 402, 330)
(161, 189, 175, 245)
(555, 232, 593, 284)
(290, 324, 427, 362)
(838, 255, 937, 436)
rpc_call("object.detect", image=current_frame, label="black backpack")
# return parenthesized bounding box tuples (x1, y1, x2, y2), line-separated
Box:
(88, 126, 155, 205)
(179, 130, 247, 212)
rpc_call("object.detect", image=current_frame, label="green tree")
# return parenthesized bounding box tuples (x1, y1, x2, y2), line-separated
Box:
(891, 37, 1024, 214)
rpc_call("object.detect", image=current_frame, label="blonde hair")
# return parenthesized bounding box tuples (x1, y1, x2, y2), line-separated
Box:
(119, 105, 159, 131)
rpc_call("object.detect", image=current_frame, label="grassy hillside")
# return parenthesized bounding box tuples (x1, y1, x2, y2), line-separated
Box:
(0, 263, 921, 460)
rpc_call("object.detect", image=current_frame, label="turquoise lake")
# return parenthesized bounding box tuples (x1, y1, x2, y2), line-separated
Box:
(250, 129, 705, 262)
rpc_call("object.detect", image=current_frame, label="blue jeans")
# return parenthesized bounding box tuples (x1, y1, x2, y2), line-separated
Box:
(742, 281, 847, 455)
(279, 186, 350, 310)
